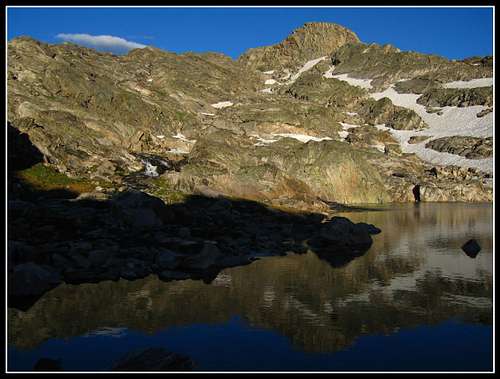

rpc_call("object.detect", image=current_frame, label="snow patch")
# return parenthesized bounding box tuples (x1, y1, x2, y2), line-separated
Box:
(252, 132, 333, 146)
(272, 133, 333, 143)
(252, 135, 280, 146)
(168, 148, 190, 155)
(370, 85, 493, 172)
(156, 135, 165, 139)
(281, 69, 291, 80)
(211, 101, 234, 109)
(332, 74, 373, 89)
(263, 70, 275, 75)
(345, 111, 358, 116)
(323, 65, 336, 78)
(147, 78, 153, 82)
(200, 112, 215, 116)
(371, 143, 386, 153)
(443, 77, 493, 88)
(374, 124, 491, 172)
(338, 130, 349, 140)
(288, 56, 327, 84)
(172, 132, 196, 143)
(261, 87, 273, 94)
(265, 79, 277, 85)
(340, 122, 360, 130)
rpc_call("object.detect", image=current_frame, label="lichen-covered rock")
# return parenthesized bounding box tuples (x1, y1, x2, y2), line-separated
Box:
(425, 136, 493, 159)
(360, 97, 427, 130)
(417, 87, 493, 108)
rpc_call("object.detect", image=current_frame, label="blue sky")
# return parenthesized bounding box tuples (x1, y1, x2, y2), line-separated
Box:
(7, 7, 494, 59)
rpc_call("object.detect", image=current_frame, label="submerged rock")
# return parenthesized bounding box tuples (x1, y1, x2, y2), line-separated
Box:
(112, 348, 194, 371)
(461, 239, 481, 258)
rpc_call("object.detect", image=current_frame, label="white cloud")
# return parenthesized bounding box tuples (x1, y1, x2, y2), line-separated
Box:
(56, 33, 146, 54)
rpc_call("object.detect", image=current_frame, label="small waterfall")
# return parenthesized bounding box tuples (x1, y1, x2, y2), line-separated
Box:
(142, 159, 159, 177)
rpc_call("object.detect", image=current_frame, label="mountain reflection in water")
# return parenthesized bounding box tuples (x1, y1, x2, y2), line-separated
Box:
(8, 203, 493, 371)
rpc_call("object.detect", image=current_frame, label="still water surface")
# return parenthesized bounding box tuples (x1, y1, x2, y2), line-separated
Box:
(8, 203, 493, 371)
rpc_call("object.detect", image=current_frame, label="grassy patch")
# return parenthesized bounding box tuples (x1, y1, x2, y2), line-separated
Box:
(15, 163, 96, 194)
(147, 177, 188, 204)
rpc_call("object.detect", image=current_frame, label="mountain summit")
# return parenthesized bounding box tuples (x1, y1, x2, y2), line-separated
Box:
(7, 21, 493, 213)
(238, 22, 359, 70)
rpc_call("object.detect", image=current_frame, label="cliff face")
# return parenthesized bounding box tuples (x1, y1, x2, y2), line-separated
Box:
(7, 22, 493, 210)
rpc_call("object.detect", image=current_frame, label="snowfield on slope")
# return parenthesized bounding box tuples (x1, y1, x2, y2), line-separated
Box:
(370, 84, 493, 173)
(287, 56, 327, 84)
(443, 77, 493, 88)
(252, 133, 333, 146)
(211, 101, 234, 109)
(329, 73, 373, 89)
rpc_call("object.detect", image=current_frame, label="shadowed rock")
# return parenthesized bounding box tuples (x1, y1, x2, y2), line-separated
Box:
(8, 182, 378, 309)
(462, 239, 481, 258)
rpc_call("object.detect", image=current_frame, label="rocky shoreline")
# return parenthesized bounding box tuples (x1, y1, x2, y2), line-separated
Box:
(8, 188, 380, 310)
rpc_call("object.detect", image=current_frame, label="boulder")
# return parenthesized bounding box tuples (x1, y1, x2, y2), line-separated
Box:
(8, 263, 61, 297)
(461, 239, 481, 258)
(357, 222, 382, 235)
(87, 249, 113, 266)
(309, 217, 374, 253)
(179, 242, 222, 271)
(155, 249, 180, 270)
(112, 191, 169, 229)
(120, 259, 152, 280)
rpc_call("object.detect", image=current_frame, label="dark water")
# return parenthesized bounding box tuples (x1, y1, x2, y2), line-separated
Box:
(8, 203, 493, 372)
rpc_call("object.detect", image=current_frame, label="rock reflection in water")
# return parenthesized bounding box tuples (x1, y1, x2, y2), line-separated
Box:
(8, 204, 492, 361)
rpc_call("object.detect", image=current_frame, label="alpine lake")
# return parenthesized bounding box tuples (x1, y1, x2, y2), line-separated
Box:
(8, 203, 493, 372)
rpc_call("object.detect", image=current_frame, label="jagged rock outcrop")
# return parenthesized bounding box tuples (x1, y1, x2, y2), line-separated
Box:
(330, 42, 492, 90)
(238, 22, 360, 71)
(416, 87, 493, 108)
(359, 97, 427, 130)
(425, 136, 493, 159)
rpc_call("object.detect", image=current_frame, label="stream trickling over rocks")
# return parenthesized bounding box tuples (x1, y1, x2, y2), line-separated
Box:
(7, 203, 493, 372)
(122, 153, 186, 190)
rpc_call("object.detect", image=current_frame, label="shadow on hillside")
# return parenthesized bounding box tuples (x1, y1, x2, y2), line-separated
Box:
(7, 123, 378, 311)
(8, 122, 78, 201)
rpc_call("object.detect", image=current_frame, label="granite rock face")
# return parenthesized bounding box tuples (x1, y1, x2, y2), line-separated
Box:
(7, 22, 493, 215)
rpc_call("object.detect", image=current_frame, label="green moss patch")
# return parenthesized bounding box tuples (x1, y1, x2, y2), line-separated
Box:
(15, 163, 95, 194)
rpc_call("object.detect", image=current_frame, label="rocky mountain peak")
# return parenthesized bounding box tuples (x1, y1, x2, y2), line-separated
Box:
(238, 22, 360, 71)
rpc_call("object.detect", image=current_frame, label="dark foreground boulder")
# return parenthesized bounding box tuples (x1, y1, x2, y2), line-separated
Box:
(307, 217, 375, 267)
(111, 190, 171, 229)
(311, 217, 374, 251)
(461, 239, 481, 258)
(112, 348, 194, 371)
(8, 263, 61, 298)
